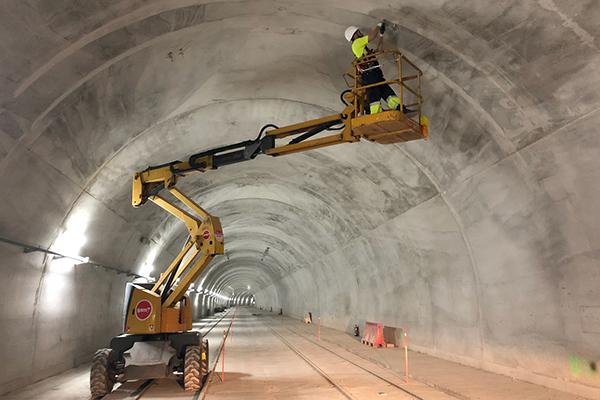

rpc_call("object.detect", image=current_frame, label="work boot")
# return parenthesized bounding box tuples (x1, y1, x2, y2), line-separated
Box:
(396, 105, 415, 114)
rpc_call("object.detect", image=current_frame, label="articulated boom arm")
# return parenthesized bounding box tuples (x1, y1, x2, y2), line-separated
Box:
(133, 55, 427, 308)
(146, 187, 223, 308)
(131, 106, 357, 208)
(131, 106, 358, 307)
(133, 109, 426, 306)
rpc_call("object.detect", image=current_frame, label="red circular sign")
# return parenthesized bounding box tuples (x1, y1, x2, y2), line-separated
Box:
(135, 299, 153, 321)
(202, 230, 210, 240)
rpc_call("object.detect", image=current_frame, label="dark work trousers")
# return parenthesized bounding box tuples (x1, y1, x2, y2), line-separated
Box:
(361, 68, 397, 113)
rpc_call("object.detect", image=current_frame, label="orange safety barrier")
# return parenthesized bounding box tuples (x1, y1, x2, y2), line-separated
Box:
(361, 321, 385, 347)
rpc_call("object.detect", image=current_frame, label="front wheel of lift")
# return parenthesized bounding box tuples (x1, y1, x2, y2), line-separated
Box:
(201, 338, 209, 377)
(184, 345, 202, 391)
(90, 348, 115, 398)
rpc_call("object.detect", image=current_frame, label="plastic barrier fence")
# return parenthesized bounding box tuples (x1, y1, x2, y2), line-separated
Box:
(383, 325, 408, 347)
(361, 321, 385, 347)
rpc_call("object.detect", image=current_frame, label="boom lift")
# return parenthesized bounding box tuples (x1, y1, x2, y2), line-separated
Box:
(90, 49, 427, 398)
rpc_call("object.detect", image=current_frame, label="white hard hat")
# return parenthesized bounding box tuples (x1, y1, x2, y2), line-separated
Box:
(345, 26, 359, 42)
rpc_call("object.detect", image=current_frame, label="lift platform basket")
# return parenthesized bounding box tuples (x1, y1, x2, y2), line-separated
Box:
(352, 110, 427, 144)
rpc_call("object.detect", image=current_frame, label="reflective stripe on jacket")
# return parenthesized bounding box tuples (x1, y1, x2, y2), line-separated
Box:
(351, 36, 380, 72)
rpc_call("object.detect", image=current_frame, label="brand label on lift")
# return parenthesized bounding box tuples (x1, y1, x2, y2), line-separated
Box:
(135, 299, 153, 321)
(202, 230, 210, 240)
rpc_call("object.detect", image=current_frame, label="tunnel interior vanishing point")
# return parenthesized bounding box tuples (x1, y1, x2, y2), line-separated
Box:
(0, 1, 599, 399)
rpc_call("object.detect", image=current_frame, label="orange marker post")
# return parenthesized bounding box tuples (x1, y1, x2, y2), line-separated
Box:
(222, 329, 226, 382)
(402, 328, 409, 382)
(229, 313, 233, 344)
(317, 317, 321, 341)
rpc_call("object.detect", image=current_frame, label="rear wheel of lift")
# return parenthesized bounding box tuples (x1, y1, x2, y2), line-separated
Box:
(90, 348, 115, 398)
(201, 338, 209, 377)
(184, 345, 202, 391)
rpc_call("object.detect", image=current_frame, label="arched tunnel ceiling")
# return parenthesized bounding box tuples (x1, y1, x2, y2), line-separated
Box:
(1, 0, 600, 392)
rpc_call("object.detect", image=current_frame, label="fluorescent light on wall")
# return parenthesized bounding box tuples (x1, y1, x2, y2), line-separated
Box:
(139, 247, 158, 278)
(50, 210, 90, 272)
(44, 211, 90, 311)
(212, 292, 231, 301)
(138, 262, 154, 279)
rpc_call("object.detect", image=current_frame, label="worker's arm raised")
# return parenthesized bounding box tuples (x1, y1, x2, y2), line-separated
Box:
(366, 22, 385, 42)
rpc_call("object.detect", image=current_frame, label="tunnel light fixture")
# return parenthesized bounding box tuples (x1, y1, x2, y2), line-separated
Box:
(215, 293, 231, 301)
(50, 211, 90, 272)
(38, 210, 90, 311)
(138, 247, 157, 279)
(51, 253, 89, 265)
(207, 290, 231, 302)
(138, 263, 154, 279)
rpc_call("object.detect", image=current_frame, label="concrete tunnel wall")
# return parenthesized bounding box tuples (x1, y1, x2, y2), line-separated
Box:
(0, 0, 599, 396)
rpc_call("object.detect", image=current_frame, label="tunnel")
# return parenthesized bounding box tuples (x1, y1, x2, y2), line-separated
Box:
(0, 1, 599, 399)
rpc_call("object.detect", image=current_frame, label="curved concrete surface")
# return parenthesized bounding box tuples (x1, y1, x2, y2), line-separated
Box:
(0, 0, 599, 397)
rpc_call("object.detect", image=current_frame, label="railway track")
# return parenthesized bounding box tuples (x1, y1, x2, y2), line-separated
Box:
(112, 311, 461, 400)
(198, 308, 237, 400)
(266, 320, 463, 400)
(102, 309, 234, 400)
(276, 326, 426, 400)
(117, 378, 155, 400)
(268, 326, 357, 400)
(196, 309, 233, 336)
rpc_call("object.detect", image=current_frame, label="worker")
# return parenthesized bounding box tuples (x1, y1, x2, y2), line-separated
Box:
(345, 22, 403, 114)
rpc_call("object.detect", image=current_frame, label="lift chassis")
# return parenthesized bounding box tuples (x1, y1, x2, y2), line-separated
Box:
(90, 49, 427, 398)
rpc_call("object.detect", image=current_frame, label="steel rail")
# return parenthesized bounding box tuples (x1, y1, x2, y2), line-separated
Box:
(267, 325, 357, 400)
(127, 309, 234, 399)
(281, 325, 427, 400)
(278, 320, 465, 400)
(199, 307, 237, 400)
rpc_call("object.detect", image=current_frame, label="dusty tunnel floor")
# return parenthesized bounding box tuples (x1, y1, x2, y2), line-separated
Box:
(0, 307, 590, 400)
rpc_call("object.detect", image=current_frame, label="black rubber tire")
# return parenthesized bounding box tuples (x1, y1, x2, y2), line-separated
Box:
(200, 339, 209, 377)
(184, 345, 202, 391)
(90, 348, 115, 398)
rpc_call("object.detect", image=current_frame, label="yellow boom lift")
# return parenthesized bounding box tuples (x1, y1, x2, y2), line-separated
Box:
(90, 50, 428, 397)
